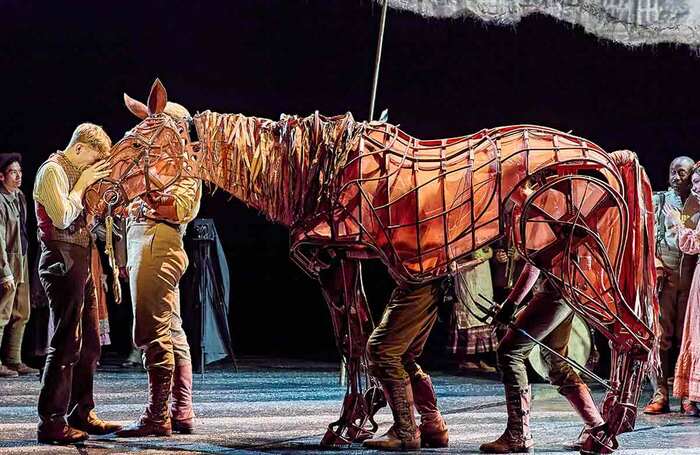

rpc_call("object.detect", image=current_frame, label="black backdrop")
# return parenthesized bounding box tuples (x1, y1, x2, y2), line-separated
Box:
(2, 0, 699, 360)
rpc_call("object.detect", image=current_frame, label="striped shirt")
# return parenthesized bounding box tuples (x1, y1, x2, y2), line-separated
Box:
(32, 160, 85, 230)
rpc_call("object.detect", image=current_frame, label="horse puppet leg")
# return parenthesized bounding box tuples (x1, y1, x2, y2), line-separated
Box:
(516, 172, 657, 454)
(317, 257, 386, 447)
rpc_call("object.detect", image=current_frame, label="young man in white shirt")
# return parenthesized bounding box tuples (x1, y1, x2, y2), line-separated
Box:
(34, 123, 121, 444)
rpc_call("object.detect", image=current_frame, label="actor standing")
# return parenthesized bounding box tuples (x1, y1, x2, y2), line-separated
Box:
(362, 280, 449, 451)
(0, 154, 37, 377)
(644, 156, 696, 414)
(668, 165, 700, 416)
(480, 264, 603, 453)
(117, 101, 201, 438)
(34, 123, 121, 444)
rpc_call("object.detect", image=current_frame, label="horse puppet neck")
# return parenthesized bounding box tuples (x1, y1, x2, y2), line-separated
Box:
(191, 110, 365, 227)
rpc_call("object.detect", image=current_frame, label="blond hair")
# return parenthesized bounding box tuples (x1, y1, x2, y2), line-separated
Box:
(67, 123, 112, 157)
(164, 101, 191, 121)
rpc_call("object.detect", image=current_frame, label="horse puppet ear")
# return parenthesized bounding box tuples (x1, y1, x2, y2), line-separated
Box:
(147, 79, 168, 115)
(123, 93, 149, 119)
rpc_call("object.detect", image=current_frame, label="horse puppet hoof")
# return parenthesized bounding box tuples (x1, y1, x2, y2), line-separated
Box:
(580, 432, 618, 454)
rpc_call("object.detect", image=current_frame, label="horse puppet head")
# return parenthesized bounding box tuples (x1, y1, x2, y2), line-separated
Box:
(84, 79, 199, 221)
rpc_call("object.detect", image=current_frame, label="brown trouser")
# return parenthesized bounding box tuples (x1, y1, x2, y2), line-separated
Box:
(37, 241, 101, 429)
(366, 281, 444, 381)
(497, 280, 583, 389)
(0, 258, 30, 364)
(127, 222, 191, 371)
(658, 266, 692, 379)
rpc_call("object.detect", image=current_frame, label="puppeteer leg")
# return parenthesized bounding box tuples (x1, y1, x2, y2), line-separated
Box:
(481, 281, 572, 454)
(408, 364, 449, 448)
(117, 223, 188, 438)
(171, 287, 195, 434)
(363, 281, 445, 451)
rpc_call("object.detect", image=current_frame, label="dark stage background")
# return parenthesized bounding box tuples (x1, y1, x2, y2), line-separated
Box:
(2, 0, 699, 361)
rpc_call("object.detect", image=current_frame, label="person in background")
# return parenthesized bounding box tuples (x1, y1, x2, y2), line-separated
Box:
(449, 247, 497, 374)
(34, 123, 121, 444)
(644, 156, 696, 415)
(665, 164, 700, 416)
(0, 153, 37, 377)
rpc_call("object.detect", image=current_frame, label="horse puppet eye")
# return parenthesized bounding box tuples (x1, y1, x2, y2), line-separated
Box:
(132, 141, 142, 149)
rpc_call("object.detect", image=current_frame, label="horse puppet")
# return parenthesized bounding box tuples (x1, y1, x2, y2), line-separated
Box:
(85, 80, 659, 454)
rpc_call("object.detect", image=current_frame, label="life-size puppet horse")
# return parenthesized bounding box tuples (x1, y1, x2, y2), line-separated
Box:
(85, 80, 659, 454)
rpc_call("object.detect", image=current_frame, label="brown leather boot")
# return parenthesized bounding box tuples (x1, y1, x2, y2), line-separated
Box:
(559, 383, 604, 451)
(0, 364, 19, 378)
(116, 368, 173, 437)
(171, 362, 195, 434)
(643, 382, 670, 415)
(479, 385, 534, 453)
(6, 362, 39, 376)
(411, 372, 448, 448)
(363, 378, 421, 451)
(37, 423, 88, 445)
(68, 410, 122, 435)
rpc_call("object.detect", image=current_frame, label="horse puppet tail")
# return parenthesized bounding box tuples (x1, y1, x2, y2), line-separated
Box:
(610, 150, 660, 374)
(585, 151, 660, 453)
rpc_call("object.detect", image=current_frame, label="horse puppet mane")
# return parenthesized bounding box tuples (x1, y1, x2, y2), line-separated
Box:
(192, 111, 365, 227)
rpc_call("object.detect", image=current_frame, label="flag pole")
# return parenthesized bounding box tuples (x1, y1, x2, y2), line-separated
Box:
(342, 0, 390, 388)
(368, 0, 389, 121)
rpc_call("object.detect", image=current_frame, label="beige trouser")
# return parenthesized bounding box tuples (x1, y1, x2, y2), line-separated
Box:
(127, 222, 191, 371)
(366, 281, 444, 381)
(0, 258, 30, 365)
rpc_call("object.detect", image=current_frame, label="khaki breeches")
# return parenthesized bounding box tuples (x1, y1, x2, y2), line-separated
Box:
(127, 222, 191, 371)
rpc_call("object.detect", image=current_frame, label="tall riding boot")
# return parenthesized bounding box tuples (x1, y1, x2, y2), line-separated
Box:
(643, 380, 670, 414)
(116, 368, 173, 437)
(480, 385, 534, 453)
(559, 383, 604, 451)
(171, 362, 195, 434)
(363, 378, 421, 451)
(411, 373, 448, 448)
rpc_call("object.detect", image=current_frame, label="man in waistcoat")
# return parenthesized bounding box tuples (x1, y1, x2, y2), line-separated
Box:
(34, 123, 121, 444)
(644, 156, 696, 414)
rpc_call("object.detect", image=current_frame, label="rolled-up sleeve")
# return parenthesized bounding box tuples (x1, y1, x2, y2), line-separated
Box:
(171, 178, 201, 224)
(33, 163, 84, 229)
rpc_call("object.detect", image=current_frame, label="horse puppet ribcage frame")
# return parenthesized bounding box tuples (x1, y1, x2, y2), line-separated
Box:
(86, 82, 658, 453)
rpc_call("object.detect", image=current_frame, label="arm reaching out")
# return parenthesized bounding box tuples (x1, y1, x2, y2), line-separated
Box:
(494, 263, 540, 325)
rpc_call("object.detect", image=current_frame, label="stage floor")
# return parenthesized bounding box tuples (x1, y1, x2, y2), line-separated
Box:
(1, 359, 699, 454)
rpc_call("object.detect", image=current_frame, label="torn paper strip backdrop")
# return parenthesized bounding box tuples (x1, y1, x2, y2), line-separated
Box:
(384, 0, 700, 45)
